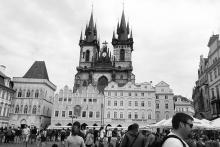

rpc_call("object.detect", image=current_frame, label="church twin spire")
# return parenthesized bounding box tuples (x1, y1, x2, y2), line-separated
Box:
(79, 10, 133, 50)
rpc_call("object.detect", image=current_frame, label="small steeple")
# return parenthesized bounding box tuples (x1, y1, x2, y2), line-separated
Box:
(127, 22, 130, 34)
(130, 29, 133, 38)
(88, 12, 94, 29)
(112, 31, 116, 39)
(117, 10, 128, 40)
(80, 31, 83, 40)
(117, 22, 120, 34)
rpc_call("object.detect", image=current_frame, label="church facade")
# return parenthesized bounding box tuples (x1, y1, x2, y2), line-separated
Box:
(51, 10, 175, 127)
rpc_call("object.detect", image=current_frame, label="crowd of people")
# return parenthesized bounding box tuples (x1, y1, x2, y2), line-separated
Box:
(0, 113, 220, 147)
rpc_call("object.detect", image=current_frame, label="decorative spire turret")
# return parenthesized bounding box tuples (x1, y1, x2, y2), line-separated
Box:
(130, 29, 133, 39)
(112, 31, 116, 39)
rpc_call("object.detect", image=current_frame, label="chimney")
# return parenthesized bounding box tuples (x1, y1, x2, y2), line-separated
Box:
(0, 65, 6, 74)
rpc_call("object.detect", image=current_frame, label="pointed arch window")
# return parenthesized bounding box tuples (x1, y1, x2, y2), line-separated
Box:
(26, 90, 30, 97)
(85, 50, 90, 62)
(24, 105, 28, 114)
(35, 90, 39, 98)
(120, 49, 125, 61)
(32, 105, 37, 114)
(15, 105, 19, 113)
(18, 90, 22, 97)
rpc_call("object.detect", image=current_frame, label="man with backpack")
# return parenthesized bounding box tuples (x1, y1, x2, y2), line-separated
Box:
(162, 112, 194, 147)
(120, 123, 145, 147)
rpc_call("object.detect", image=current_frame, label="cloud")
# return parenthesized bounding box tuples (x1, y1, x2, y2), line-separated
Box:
(0, 0, 220, 98)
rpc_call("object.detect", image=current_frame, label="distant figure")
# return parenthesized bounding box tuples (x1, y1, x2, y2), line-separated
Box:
(162, 112, 194, 147)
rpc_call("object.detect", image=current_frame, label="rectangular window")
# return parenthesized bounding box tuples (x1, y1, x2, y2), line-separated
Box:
(129, 101, 132, 106)
(135, 93, 138, 96)
(89, 111, 93, 118)
(89, 99, 92, 102)
(148, 101, 151, 107)
(218, 65, 220, 76)
(114, 101, 117, 106)
(165, 95, 168, 99)
(135, 101, 138, 107)
(68, 98, 71, 102)
(108, 92, 111, 96)
(120, 101, 123, 106)
(128, 112, 131, 119)
(114, 112, 117, 118)
(156, 95, 159, 99)
(93, 99, 97, 102)
(64, 98, 67, 102)
(84, 99, 87, 102)
(210, 72, 213, 82)
(96, 112, 100, 118)
(120, 113, 123, 118)
(55, 111, 59, 117)
(128, 92, 131, 96)
(82, 111, 86, 117)
(59, 98, 62, 102)
(108, 100, 111, 106)
(214, 68, 217, 78)
(120, 92, 123, 96)
(69, 111, 72, 116)
(141, 93, 144, 96)
(141, 101, 144, 107)
(165, 103, 168, 109)
(107, 112, 110, 118)
(115, 92, 117, 96)
(135, 112, 138, 119)
(62, 111, 65, 117)
(156, 103, 159, 109)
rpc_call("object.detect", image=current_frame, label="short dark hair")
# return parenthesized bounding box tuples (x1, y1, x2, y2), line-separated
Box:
(73, 121, 80, 128)
(132, 123, 139, 130)
(172, 112, 193, 129)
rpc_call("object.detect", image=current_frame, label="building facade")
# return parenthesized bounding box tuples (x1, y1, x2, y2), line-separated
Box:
(9, 61, 56, 128)
(104, 81, 156, 127)
(0, 65, 15, 127)
(51, 85, 104, 126)
(155, 81, 174, 122)
(193, 34, 220, 120)
(174, 96, 195, 116)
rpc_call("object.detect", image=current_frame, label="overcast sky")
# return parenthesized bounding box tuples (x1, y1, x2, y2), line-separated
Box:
(0, 0, 220, 98)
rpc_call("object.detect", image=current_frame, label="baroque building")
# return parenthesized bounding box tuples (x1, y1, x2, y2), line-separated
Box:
(173, 95, 194, 117)
(155, 81, 174, 122)
(0, 65, 15, 127)
(9, 61, 56, 128)
(193, 34, 220, 120)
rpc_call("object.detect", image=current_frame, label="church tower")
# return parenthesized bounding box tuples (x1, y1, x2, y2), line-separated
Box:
(79, 11, 100, 68)
(111, 10, 135, 85)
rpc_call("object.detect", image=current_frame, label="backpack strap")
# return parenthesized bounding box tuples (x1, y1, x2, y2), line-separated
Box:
(129, 133, 139, 147)
(163, 135, 186, 147)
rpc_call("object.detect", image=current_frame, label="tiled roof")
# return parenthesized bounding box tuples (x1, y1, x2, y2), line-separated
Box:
(23, 61, 49, 80)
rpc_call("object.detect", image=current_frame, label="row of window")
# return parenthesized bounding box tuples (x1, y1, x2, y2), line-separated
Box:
(175, 107, 189, 112)
(17, 89, 40, 98)
(106, 111, 152, 120)
(156, 95, 168, 99)
(15, 105, 38, 114)
(209, 65, 220, 82)
(156, 103, 169, 109)
(106, 91, 147, 97)
(58, 98, 98, 103)
(54, 110, 100, 118)
(0, 106, 9, 117)
(0, 89, 12, 101)
(107, 100, 152, 107)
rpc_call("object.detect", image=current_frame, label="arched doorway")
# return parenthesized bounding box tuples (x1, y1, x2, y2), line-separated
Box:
(117, 124, 122, 127)
(97, 76, 108, 94)
(55, 123, 61, 126)
(67, 123, 72, 126)
(20, 119, 27, 129)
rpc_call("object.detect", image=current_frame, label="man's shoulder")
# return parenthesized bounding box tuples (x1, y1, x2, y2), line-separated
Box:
(162, 137, 184, 147)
